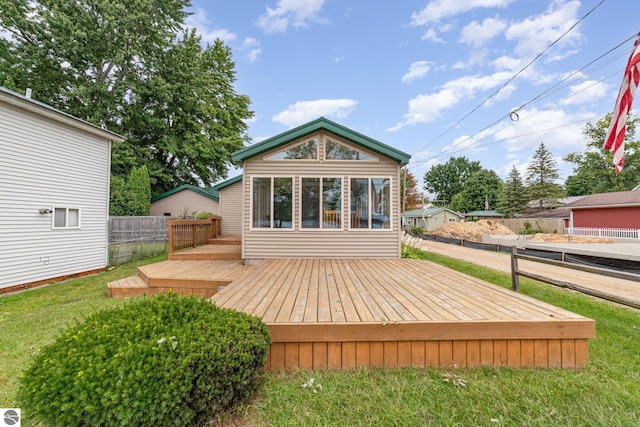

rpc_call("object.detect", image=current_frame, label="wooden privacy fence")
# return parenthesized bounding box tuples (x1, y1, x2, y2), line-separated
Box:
(510, 246, 640, 309)
(167, 215, 221, 255)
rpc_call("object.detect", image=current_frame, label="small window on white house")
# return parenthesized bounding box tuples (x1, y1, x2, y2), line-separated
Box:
(53, 207, 81, 228)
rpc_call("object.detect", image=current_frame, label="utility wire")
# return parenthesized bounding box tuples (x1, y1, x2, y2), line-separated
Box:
(410, 0, 608, 157)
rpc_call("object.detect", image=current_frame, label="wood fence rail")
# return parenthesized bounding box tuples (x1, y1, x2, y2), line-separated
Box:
(510, 246, 640, 309)
(167, 215, 221, 255)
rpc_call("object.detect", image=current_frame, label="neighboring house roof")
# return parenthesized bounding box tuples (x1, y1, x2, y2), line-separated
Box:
(565, 190, 640, 209)
(526, 196, 586, 209)
(521, 209, 570, 219)
(0, 86, 125, 142)
(231, 117, 411, 164)
(464, 210, 504, 217)
(401, 207, 464, 218)
(212, 174, 243, 191)
(151, 184, 219, 203)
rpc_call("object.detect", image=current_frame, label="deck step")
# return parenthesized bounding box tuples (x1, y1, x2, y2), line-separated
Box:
(107, 275, 223, 299)
(168, 244, 241, 261)
(207, 236, 242, 245)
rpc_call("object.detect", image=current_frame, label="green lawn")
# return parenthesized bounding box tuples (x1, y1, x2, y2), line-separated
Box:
(1, 248, 639, 426)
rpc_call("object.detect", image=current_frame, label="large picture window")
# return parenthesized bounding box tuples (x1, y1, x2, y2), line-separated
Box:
(252, 177, 293, 228)
(301, 177, 342, 229)
(350, 178, 391, 229)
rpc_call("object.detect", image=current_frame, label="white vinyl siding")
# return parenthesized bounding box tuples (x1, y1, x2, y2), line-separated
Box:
(242, 132, 402, 260)
(0, 100, 112, 290)
(218, 180, 243, 236)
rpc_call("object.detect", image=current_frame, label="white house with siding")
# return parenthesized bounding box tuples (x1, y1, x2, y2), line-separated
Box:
(230, 117, 411, 263)
(212, 175, 243, 236)
(0, 87, 124, 292)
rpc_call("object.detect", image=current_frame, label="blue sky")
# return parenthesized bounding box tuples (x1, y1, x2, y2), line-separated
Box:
(186, 0, 637, 185)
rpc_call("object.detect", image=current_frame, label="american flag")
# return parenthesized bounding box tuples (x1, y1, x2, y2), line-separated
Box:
(604, 34, 640, 174)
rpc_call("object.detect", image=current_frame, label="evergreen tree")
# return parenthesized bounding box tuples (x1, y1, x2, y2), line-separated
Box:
(498, 165, 528, 217)
(126, 165, 151, 216)
(525, 143, 564, 210)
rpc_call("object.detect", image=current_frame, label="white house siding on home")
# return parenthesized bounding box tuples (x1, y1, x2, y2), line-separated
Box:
(219, 180, 242, 236)
(150, 191, 219, 217)
(0, 100, 111, 289)
(242, 132, 402, 261)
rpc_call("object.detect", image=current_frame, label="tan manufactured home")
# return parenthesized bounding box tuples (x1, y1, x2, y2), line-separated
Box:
(231, 117, 411, 263)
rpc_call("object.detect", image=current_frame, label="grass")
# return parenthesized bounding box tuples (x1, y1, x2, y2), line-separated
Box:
(2, 247, 639, 426)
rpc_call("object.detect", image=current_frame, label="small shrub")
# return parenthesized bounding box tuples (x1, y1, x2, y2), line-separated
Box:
(519, 221, 542, 235)
(18, 293, 271, 427)
(409, 226, 424, 235)
(196, 211, 212, 219)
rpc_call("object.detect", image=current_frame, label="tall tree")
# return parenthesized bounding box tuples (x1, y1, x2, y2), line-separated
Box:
(423, 156, 481, 206)
(126, 165, 152, 216)
(400, 169, 421, 210)
(498, 165, 528, 217)
(0, 0, 253, 196)
(564, 113, 640, 196)
(525, 142, 564, 210)
(448, 169, 503, 213)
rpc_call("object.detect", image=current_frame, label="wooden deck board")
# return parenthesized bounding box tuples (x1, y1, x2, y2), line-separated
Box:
(116, 256, 594, 370)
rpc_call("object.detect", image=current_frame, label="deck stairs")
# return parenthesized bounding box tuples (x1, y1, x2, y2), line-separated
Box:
(107, 236, 246, 298)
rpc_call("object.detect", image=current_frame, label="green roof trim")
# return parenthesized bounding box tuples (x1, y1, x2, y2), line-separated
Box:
(464, 210, 504, 217)
(151, 184, 219, 203)
(212, 174, 243, 191)
(232, 117, 411, 164)
(401, 207, 464, 217)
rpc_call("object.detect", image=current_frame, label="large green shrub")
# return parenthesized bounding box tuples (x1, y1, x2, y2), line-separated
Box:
(18, 294, 271, 426)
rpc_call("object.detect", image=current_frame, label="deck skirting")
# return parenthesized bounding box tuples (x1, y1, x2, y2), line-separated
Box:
(265, 338, 589, 370)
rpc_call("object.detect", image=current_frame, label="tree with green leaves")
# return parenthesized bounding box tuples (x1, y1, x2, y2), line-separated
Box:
(525, 142, 564, 210)
(497, 165, 528, 217)
(0, 0, 253, 197)
(423, 156, 481, 206)
(448, 169, 503, 213)
(109, 166, 151, 216)
(564, 113, 640, 196)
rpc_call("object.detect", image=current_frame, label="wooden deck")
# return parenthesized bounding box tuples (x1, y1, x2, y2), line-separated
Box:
(211, 258, 595, 370)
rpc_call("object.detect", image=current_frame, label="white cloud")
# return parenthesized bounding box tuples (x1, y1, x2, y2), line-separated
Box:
(402, 61, 433, 83)
(257, 0, 327, 34)
(186, 9, 237, 44)
(388, 71, 512, 131)
(420, 27, 445, 42)
(558, 80, 609, 106)
(460, 17, 507, 48)
(505, 0, 582, 58)
(411, 0, 513, 26)
(273, 99, 358, 128)
(241, 37, 262, 63)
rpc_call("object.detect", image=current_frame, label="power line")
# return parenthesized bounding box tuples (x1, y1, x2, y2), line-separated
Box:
(410, 0, 608, 157)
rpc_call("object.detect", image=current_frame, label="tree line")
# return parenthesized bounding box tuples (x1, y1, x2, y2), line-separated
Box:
(419, 113, 639, 217)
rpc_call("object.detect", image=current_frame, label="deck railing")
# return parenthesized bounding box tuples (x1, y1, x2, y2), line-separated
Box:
(565, 227, 640, 240)
(167, 215, 221, 255)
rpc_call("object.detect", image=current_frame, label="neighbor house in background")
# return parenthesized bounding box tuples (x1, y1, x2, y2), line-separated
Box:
(464, 210, 505, 221)
(401, 207, 464, 231)
(230, 117, 411, 262)
(0, 86, 124, 293)
(212, 175, 243, 236)
(566, 190, 640, 230)
(150, 184, 219, 218)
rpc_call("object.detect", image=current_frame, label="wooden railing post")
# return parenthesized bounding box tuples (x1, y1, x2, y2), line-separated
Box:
(511, 246, 520, 292)
(168, 222, 175, 256)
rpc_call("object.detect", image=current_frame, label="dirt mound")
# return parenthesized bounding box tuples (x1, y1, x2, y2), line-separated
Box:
(430, 219, 515, 242)
(528, 234, 615, 244)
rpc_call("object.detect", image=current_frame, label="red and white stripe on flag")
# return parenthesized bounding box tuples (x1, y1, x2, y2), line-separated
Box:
(604, 35, 640, 174)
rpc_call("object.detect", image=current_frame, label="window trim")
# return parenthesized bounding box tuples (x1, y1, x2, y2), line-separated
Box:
(263, 138, 319, 161)
(298, 176, 344, 231)
(349, 177, 393, 231)
(52, 207, 81, 229)
(249, 175, 295, 231)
